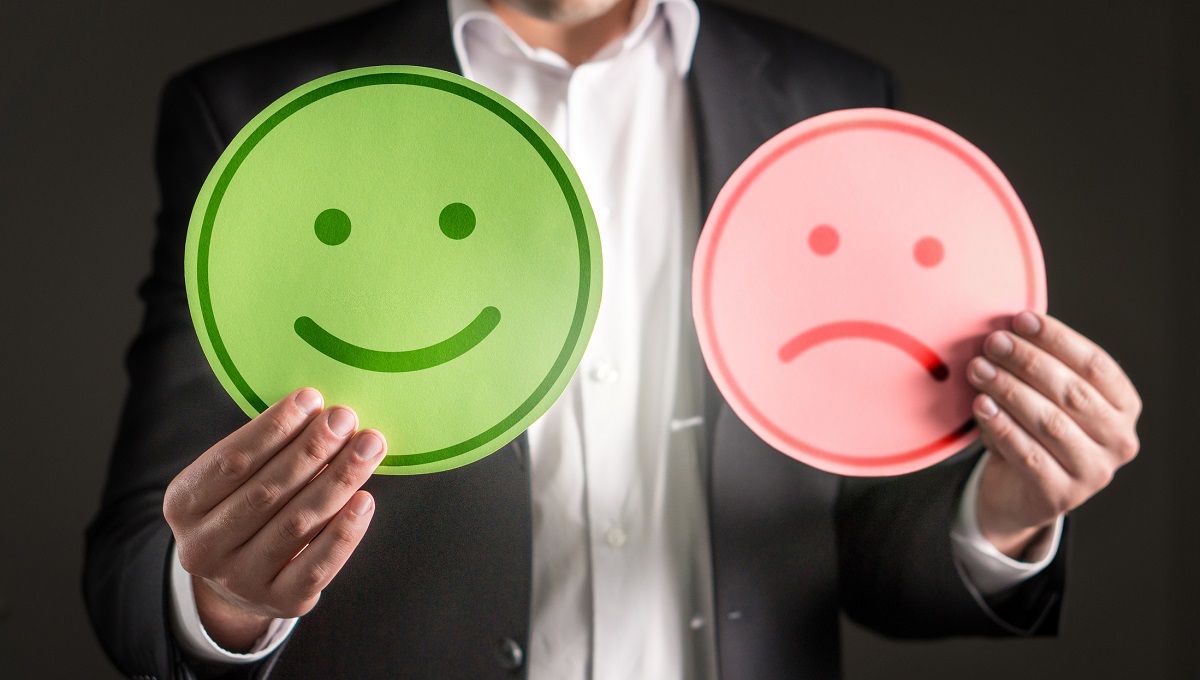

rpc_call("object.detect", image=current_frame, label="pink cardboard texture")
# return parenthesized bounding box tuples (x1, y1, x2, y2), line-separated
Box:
(694, 108, 1046, 476)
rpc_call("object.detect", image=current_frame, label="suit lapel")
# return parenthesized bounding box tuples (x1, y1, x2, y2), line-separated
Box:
(687, 1, 787, 459)
(344, 0, 461, 74)
(688, 1, 785, 217)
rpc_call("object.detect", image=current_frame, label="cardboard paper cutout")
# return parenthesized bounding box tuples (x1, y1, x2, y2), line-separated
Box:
(693, 108, 1046, 476)
(185, 66, 602, 475)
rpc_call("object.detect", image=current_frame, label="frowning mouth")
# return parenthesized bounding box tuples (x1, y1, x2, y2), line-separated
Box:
(778, 320, 949, 381)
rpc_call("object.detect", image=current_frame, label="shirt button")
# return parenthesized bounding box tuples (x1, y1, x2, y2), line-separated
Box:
(495, 637, 524, 671)
(690, 616, 706, 630)
(591, 362, 620, 383)
(605, 527, 628, 548)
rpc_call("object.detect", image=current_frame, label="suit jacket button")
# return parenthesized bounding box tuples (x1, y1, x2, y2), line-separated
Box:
(495, 637, 524, 671)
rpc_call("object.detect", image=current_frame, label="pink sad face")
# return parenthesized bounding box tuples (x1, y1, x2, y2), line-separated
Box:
(694, 108, 1046, 476)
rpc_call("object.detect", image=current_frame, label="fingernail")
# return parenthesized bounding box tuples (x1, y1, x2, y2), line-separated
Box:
(350, 493, 374, 516)
(972, 358, 997, 382)
(986, 332, 1014, 357)
(295, 388, 323, 414)
(354, 433, 384, 462)
(1013, 311, 1042, 336)
(978, 395, 999, 417)
(327, 408, 357, 437)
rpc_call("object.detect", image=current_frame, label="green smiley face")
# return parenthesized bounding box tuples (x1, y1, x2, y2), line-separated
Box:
(185, 66, 602, 474)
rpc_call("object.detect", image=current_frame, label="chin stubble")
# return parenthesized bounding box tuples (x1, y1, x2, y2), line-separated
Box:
(498, 0, 626, 24)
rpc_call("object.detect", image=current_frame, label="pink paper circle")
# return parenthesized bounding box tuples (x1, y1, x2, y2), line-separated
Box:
(694, 108, 1047, 476)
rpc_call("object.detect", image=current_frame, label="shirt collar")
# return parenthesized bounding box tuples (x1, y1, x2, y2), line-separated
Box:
(448, 0, 699, 74)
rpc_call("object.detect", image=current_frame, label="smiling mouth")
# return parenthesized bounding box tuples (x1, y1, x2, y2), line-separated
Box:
(295, 306, 501, 373)
(778, 320, 949, 381)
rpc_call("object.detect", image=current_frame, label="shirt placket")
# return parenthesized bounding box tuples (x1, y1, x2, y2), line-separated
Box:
(566, 57, 648, 680)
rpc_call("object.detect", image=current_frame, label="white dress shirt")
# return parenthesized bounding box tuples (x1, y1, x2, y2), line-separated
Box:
(453, 0, 713, 677)
(169, 0, 1063, 674)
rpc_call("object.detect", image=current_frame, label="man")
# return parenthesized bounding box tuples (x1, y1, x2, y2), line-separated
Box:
(85, 0, 1142, 678)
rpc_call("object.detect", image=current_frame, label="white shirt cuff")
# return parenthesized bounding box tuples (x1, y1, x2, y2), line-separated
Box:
(168, 542, 297, 663)
(950, 451, 1064, 596)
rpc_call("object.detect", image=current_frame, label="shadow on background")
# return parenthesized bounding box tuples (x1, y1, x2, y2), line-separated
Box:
(0, 0, 1194, 677)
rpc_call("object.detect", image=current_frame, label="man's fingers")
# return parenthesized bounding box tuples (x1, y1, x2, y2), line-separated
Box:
(166, 388, 324, 521)
(969, 313, 1142, 550)
(200, 406, 361, 553)
(980, 330, 1127, 451)
(1010, 311, 1141, 415)
(247, 429, 386, 571)
(967, 355, 1106, 484)
(270, 491, 376, 616)
(972, 393, 1074, 507)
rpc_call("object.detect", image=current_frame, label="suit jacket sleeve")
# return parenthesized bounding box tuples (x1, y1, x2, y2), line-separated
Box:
(83, 72, 270, 680)
(835, 446, 1067, 637)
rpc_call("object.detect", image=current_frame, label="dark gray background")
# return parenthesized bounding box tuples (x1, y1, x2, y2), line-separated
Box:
(1, 0, 1195, 677)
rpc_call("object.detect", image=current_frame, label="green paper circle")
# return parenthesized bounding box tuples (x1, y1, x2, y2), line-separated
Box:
(184, 66, 602, 475)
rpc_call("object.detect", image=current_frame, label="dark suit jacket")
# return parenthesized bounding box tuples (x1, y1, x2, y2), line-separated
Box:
(85, 1, 1067, 678)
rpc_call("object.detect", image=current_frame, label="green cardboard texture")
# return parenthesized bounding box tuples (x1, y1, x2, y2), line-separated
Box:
(184, 66, 603, 475)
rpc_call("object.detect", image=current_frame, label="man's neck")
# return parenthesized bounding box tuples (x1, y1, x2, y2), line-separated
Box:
(487, 0, 639, 66)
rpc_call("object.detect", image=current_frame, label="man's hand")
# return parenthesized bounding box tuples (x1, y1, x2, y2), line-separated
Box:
(967, 312, 1141, 560)
(163, 388, 386, 652)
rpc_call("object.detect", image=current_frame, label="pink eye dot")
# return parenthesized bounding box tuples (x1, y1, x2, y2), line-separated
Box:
(913, 236, 944, 268)
(808, 224, 839, 256)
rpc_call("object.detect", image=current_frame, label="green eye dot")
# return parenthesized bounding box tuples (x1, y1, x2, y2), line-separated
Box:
(314, 208, 351, 246)
(439, 202, 476, 240)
